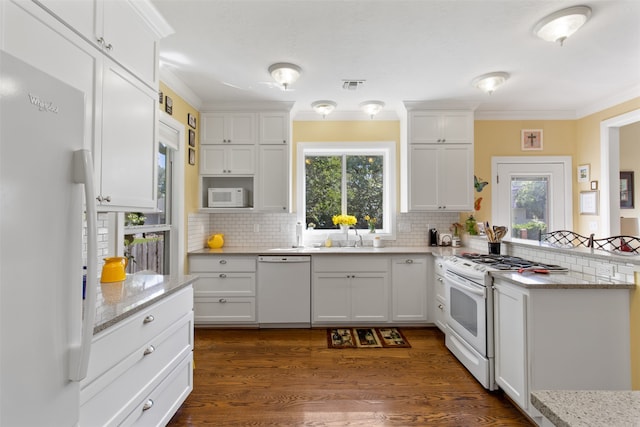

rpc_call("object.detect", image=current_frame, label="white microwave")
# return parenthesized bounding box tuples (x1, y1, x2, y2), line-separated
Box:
(208, 188, 248, 208)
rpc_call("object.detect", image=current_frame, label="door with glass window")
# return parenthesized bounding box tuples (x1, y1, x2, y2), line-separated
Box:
(493, 158, 572, 240)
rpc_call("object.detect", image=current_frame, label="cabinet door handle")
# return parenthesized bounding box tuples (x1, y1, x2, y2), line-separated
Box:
(438, 263, 443, 268)
(219, 259, 227, 264)
(219, 298, 227, 303)
(282, 140, 286, 144)
(143, 315, 155, 324)
(219, 273, 227, 278)
(96, 195, 111, 203)
(143, 345, 155, 356)
(438, 304, 444, 310)
(96, 36, 105, 46)
(142, 399, 154, 411)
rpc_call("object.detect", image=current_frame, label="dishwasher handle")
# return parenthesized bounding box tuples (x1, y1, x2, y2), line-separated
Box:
(258, 255, 311, 263)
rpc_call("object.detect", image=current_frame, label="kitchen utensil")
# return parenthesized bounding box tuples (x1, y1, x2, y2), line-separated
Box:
(485, 222, 495, 242)
(101, 256, 128, 283)
(207, 233, 225, 249)
(517, 267, 549, 274)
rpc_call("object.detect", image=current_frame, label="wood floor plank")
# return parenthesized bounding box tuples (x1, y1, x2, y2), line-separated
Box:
(167, 327, 533, 426)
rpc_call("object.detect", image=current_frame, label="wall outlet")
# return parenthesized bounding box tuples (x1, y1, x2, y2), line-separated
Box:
(595, 263, 615, 277)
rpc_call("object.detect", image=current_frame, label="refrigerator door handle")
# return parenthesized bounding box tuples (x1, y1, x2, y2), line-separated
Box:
(69, 149, 98, 381)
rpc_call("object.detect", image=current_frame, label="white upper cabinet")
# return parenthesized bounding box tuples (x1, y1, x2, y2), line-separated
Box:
(257, 145, 289, 211)
(35, 0, 170, 87)
(409, 143, 473, 211)
(5, 0, 169, 211)
(409, 111, 473, 144)
(259, 112, 289, 144)
(201, 113, 257, 145)
(98, 60, 157, 209)
(407, 109, 474, 211)
(200, 146, 255, 175)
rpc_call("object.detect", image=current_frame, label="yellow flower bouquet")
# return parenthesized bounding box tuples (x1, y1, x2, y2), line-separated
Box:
(332, 214, 357, 227)
(364, 215, 377, 232)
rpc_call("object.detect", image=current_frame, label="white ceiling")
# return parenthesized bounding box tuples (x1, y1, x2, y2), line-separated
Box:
(152, 0, 640, 120)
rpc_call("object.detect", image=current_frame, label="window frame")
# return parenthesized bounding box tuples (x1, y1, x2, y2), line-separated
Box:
(296, 141, 396, 239)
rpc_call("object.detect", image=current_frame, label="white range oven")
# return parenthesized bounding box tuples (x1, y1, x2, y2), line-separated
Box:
(442, 253, 568, 391)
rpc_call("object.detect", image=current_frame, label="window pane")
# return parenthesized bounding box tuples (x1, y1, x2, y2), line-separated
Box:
(305, 156, 342, 229)
(346, 155, 383, 230)
(511, 176, 549, 240)
(125, 232, 166, 274)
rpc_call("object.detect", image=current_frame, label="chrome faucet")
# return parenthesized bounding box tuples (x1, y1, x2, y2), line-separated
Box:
(353, 227, 363, 247)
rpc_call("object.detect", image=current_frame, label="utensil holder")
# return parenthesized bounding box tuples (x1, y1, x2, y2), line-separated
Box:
(488, 242, 501, 255)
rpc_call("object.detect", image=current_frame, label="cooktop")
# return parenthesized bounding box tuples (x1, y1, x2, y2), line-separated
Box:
(458, 253, 568, 272)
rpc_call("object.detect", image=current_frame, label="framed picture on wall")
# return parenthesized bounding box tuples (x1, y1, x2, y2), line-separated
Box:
(579, 191, 598, 215)
(620, 171, 634, 209)
(521, 129, 543, 151)
(577, 164, 590, 183)
(187, 113, 196, 129)
(188, 148, 195, 166)
(188, 129, 196, 147)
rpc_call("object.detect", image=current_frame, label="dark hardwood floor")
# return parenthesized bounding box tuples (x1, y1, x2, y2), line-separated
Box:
(168, 327, 533, 426)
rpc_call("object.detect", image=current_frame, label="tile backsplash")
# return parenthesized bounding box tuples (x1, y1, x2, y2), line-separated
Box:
(188, 211, 460, 252)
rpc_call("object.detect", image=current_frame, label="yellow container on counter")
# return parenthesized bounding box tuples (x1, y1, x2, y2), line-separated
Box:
(100, 256, 128, 283)
(208, 233, 225, 249)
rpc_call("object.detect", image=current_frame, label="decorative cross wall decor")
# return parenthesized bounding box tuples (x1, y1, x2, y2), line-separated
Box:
(521, 129, 543, 151)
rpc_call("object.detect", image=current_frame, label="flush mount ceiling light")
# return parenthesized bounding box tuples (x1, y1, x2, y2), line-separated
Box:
(268, 62, 301, 90)
(360, 100, 385, 119)
(472, 72, 510, 94)
(311, 100, 337, 118)
(533, 5, 592, 46)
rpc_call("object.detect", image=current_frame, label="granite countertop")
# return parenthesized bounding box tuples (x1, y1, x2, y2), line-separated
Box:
(189, 246, 464, 256)
(94, 272, 197, 334)
(489, 270, 634, 289)
(531, 390, 640, 427)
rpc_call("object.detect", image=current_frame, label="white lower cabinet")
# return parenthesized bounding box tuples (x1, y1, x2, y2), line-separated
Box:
(493, 278, 631, 423)
(430, 256, 447, 332)
(391, 256, 428, 322)
(80, 286, 194, 427)
(312, 255, 389, 324)
(189, 255, 257, 325)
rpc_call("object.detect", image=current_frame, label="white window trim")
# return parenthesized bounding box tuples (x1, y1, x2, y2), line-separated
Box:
(296, 141, 396, 240)
(114, 112, 185, 275)
(491, 156, 573, 234)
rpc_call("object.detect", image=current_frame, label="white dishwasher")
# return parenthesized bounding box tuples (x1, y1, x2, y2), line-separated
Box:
(257, 255, 311, 327)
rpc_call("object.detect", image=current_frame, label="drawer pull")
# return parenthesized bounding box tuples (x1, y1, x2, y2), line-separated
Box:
(143, 315, 155, 324)
(219, 298, 227, 303)
(219, 259, 227, 264)
(219, 273, 227, 278)
(143, 345, 155, 356)
(438, 304, 444, 310)
(406, 259, 414, 264)
(142, 399, 154, 411)
(437, 277, 443, 283)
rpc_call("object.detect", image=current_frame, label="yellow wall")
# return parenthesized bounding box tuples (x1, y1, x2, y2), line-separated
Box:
(158, 82, 199, 273)
(292, 121, 401, 209)
(574, 98, 640, 236)
(618, 121, 640, 219)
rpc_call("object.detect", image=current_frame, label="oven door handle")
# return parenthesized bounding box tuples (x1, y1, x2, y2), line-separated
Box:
(448, 278, 486, 298)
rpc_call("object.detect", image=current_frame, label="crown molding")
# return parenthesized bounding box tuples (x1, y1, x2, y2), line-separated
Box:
(474, 109, 578, 120)
(201, 101, 295, 112)
(292, 110, 399, 121)
(576, 83, 640, 119)
(160, 67, 203, 111)
(128, 0, 174, 38)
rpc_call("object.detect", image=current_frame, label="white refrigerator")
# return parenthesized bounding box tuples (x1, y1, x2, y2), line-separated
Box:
(0, 51, 98, 426)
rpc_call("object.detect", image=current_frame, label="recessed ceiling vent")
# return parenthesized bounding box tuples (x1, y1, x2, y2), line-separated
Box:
(342, 80, 365, 90)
